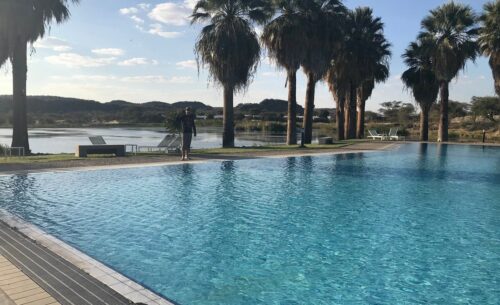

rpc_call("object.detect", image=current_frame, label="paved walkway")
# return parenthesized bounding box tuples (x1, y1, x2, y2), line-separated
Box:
(0, 255, 60, 305)
(0, 221, 134, 305)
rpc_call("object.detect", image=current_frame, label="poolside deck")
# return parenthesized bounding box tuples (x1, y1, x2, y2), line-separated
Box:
(0, 254, 61, 305)
(0, 221, 134, 305)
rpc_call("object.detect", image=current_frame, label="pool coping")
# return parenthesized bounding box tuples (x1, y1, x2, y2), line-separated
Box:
(0, 209, 176, 305)
(0, 143, 399, 176)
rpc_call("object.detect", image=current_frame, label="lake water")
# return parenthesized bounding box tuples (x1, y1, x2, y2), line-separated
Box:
(0, 127, 297, 154)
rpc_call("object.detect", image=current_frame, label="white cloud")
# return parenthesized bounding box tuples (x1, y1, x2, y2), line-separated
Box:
(176, 60, 197, 69)
(119, 7, 139, 15)
(184, 0, 197, 10)
(130, 15, 144, 24)
(148, 24, 182, 38)
(50, 74, 193, 84)
(51, 75, 118, 81)
(91, 48, 125, 56)
(34, 37, 72, 52)
(148, 2, 192, 26)
(121, 75, 192, 84)
(138, 3, 151, 10)
(168, 76, 193, 84)
(118, 57, 159, 66)
(46, 53, 117, 68)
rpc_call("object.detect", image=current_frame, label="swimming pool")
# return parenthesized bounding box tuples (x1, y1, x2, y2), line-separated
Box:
(0, 144, 499, 305)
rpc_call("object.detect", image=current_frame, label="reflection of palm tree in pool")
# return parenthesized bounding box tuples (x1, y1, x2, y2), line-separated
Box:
(7, 174, 36, 209)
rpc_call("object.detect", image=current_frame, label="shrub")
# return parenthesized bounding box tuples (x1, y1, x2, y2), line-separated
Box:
(0, 144, 6, 155)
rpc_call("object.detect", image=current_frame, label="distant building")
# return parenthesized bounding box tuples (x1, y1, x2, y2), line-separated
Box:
(196, 115, 208, 120)
(214, 115, 224, 119)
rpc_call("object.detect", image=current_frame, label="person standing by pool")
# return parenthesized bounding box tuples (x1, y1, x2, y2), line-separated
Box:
(180, 107, 196, 161)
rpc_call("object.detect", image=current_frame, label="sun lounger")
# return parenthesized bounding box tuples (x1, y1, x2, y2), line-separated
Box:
(88, 136, 137, 154)
(138, 134, 181, 153)
(388, 128, 405, 141)
(367, 129, 387, 140)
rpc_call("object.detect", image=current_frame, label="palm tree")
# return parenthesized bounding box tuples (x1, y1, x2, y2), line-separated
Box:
(325, 67, 346, 140)
(300, 0, 346, 144)
(401, 41, 439, 141)
(479, 0, 500, 97)
(191, 0, 272, 148)
(418, 2, 479, 142)
(261, 0, 307, 145)
(327, 7, 390, 140)
(356, 62, 389, 139)
(355, 34, 390, 139)
(3, 0, 78, 154)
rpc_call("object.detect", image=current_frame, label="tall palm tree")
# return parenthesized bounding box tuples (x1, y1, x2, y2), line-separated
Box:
(401, 41, 439, 141)
(418, 2, 479, 142)
(355, 31, 390, 139)
(3, 0, 78, 154)
(356, 62, 389, 139)
(261, 0, 307, 145)
(479, 0, 500, 97)
(325, 67, 346, 140)
(191, 0, 272, 148)
(300, 0, 346, 144)
(327, 7, 390, 140)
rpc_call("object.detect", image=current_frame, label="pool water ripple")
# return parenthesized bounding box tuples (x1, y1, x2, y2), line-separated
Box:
(0, 144, 499, 305)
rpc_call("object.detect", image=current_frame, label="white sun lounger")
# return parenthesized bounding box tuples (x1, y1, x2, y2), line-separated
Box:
(367, 129, 387, 140)
(138, 134, 181, 153)
(388, 128, 405, 141)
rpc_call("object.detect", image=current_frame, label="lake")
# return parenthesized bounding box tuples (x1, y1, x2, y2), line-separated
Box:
(0, 127, 306, 154)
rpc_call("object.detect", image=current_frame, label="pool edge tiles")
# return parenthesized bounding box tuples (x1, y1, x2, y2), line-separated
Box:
(0, 143, 399, 176)
(0, 209, 176, 305)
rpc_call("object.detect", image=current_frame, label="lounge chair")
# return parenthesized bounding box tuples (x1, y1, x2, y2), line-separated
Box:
(367, 129, 386, 140)
(388, 128, 405, 141)
(138, 134, 181, 153)
(88, 136, 137, 154)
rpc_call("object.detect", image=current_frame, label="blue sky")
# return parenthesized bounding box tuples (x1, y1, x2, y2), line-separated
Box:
(0, 0, 496, 111)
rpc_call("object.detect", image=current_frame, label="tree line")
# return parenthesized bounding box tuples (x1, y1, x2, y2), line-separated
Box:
(192, 0, 500, 147)
(0, 0, 499, 153)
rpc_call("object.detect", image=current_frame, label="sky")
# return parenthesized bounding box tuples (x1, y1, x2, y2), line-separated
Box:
(0, 0, 496, 111)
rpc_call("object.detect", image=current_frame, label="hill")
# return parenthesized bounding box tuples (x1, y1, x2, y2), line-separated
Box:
(0, 95, 214, 127)
(0, 95, 213, 113)
(235, 99, 304, 114)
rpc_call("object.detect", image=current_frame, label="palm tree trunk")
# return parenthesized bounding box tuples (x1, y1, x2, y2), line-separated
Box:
(490, 55, 500, 97)
(286, 69, 297, 145)
(302, 72, 316, 144)
(344, 82, 357, 139)
(335, 93, 345, 141)
(438, 80, 449, 142)
(222, 84, 234, 148)
(11, 37, 30, 154)
(356, 89, 366, 139)
(420, 104, 430, 141)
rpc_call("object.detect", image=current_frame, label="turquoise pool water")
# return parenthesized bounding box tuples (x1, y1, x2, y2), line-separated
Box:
(0, 144, 499, 305)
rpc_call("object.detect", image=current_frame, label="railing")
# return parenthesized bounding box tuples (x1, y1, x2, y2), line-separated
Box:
(2, 147, 25, 157)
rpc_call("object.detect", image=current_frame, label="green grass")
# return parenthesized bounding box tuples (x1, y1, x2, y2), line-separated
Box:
(0, 153, 121, 164)
(0, 143, 355, 164)
(192, 143, 351, 154)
